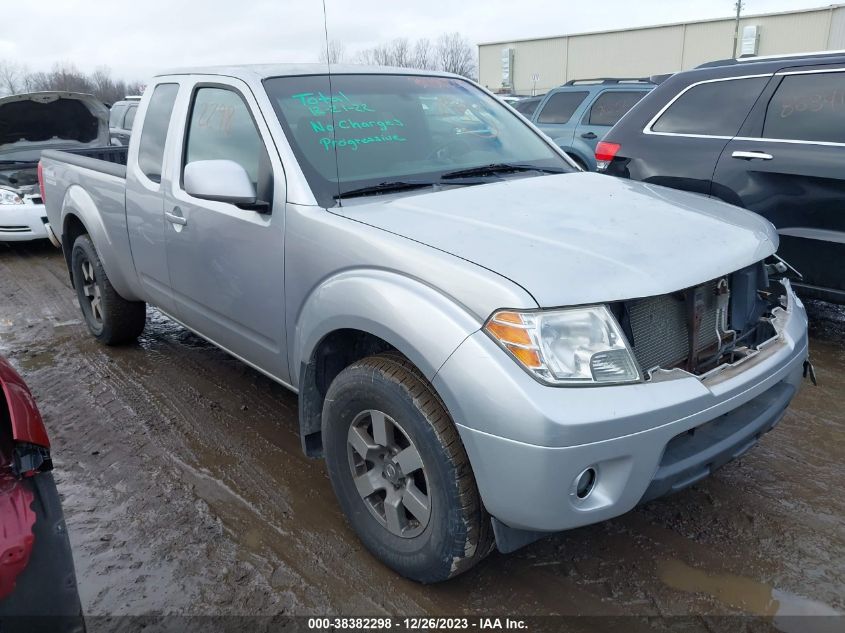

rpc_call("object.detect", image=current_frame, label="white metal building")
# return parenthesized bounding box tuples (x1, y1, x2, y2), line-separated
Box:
(479, 4, 845, 94)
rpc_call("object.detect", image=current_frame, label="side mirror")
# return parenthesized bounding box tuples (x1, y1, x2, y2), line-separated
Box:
(184, 160, 256, 205)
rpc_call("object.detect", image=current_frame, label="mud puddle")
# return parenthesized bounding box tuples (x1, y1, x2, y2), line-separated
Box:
(1, 241, 843, 622)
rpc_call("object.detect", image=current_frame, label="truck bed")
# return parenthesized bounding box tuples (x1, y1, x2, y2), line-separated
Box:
(40, 145, 142, 302)
(40, 146, 127, 179)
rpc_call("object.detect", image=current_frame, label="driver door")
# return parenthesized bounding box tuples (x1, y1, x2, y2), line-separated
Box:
(162, 79, 289, 382)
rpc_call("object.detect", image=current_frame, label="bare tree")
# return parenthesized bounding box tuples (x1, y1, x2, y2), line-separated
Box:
(355, 38, 415, 68)
(386, 38, 412, 67)
(435, 32, 477, 79)
(44, 63, 95, 94)
(354, 33, 477, 77)
(0, 61, 24, 96)
(22, 71, 48, 93)
(318, 39, 346, 65)
(0, 61, 142, 104)
(412, 38, 436, 70)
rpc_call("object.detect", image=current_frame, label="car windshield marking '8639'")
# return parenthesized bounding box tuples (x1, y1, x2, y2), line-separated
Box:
(38, 65, 810, 583)
(264, 74, 571, 205)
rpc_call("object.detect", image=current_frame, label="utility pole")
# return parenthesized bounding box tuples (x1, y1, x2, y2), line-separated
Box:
(732, 0, 745, 58)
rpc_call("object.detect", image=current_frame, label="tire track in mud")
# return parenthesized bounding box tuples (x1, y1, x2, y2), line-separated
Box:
(1, 242, 844, 621)
(0, 242, 456, 615)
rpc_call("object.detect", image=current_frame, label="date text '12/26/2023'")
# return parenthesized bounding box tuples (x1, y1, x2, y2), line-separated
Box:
(292, 90, 408, 151)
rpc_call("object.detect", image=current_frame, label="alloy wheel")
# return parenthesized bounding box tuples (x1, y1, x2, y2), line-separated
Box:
(80, 259, 103, 326)
(346, 409, 431, 538)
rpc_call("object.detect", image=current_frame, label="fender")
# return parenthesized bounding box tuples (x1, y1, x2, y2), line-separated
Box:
(293, 268, 483, 387)
(61, 185, 144, 302)
(0, 357, 49, 449)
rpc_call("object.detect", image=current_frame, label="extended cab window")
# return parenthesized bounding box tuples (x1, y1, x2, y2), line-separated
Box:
(652, 77, 768, 136)
(183, 87, 272, 202)
(537, 91, 588, 124)
(763, 72, 845, 143)
(137, 84, 178, 183)
(587, 91, 647, 126)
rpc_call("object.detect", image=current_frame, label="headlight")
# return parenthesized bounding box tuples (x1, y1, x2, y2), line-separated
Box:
(0, 188, 23, 205)
(484, 306, 642, 386)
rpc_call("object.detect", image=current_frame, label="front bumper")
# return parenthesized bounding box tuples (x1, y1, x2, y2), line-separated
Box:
(432, 283, 809, 533)
(0, 203, 49, 242)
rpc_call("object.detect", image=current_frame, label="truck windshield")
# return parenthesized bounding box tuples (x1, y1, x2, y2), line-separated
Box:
(263, 74, 572, 207)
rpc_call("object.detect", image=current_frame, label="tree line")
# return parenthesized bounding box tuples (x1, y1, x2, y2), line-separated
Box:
(0, 61, 144, 105)
(0, 32, 477, 106)
(319, 32, 477, 79)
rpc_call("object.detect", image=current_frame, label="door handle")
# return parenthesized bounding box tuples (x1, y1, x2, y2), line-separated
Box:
(732, 150, 773, 160)
(165, 208, 187, 226)
(581, 132, 598, 139)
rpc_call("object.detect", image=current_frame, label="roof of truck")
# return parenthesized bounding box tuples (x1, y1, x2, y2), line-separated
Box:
(157, 63, 461, 80)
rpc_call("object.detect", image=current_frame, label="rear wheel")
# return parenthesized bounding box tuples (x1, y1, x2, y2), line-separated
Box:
(322, 353, 494, 583)
(71, 234, 146, 345)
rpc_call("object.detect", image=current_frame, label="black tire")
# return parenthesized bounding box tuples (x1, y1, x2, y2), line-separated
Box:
(322, 353, 494, 583)
(70, 234, 146, 345)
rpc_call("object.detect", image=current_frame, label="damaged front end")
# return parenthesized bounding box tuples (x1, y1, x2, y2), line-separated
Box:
(612, 257, 801, 384)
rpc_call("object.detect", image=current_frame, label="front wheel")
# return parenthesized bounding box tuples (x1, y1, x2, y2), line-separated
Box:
(322, 353, 493, 583)
(70, 234, 146, 345)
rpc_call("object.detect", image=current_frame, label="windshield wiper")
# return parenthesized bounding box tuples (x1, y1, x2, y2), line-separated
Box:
(334, 180, 441, 200)
(439, 163, 567, 180)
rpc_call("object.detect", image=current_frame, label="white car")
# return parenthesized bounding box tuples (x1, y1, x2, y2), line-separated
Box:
(0, 91, 109, 243)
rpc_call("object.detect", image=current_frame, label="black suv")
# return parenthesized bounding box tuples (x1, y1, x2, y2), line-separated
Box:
(597, 51, 845, 304)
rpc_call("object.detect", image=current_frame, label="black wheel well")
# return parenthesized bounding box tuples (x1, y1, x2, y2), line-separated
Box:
(566, 152, 588, 170)
(299, 329, 396, 457)
(62, 214, 88, 287)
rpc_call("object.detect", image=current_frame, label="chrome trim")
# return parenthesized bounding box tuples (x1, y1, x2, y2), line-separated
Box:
(643, 73, 772, 137)
(733, 136, 845, 148)
(775, 66, 845, 76)
(732, 150, 773, 160)
(643, 68, 845, 146)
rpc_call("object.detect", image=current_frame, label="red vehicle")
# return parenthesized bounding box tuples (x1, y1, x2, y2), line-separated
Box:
(0, 356, 84, 633)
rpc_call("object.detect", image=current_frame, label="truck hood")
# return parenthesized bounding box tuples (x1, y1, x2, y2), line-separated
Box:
(0, 92, 109, 162)
(333, 172, 778, 307)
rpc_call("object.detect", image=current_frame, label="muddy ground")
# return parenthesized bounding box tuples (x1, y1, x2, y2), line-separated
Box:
(0, 241, 842, 626)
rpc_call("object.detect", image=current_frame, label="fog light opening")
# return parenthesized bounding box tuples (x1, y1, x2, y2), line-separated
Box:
(575, 467, 597, 499)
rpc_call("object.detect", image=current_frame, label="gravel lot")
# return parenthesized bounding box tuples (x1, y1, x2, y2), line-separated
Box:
(1, 241, 842, 626)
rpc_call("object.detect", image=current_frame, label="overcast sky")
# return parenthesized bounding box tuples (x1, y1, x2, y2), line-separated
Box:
(0, 0, 834, 81)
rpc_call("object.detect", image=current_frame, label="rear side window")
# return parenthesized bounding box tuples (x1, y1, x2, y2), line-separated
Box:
(123, 105, 137, 130)
(513, 97, 542, 117)
(587, 91, 647, 126)
(652, 77, 768, 136)
(137, 84, 179, 183)
(537, 91, 589, 124)
(183, 87, 272, 202)
(763, 72, 845, 143)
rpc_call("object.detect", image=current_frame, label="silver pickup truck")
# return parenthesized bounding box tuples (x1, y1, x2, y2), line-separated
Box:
(39, 64, 810, 583)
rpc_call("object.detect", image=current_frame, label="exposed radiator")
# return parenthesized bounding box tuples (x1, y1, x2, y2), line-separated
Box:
(626, 279, 722, 373)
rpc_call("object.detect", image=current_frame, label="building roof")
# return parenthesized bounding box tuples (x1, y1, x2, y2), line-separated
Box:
(478, 3, 845, 46)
